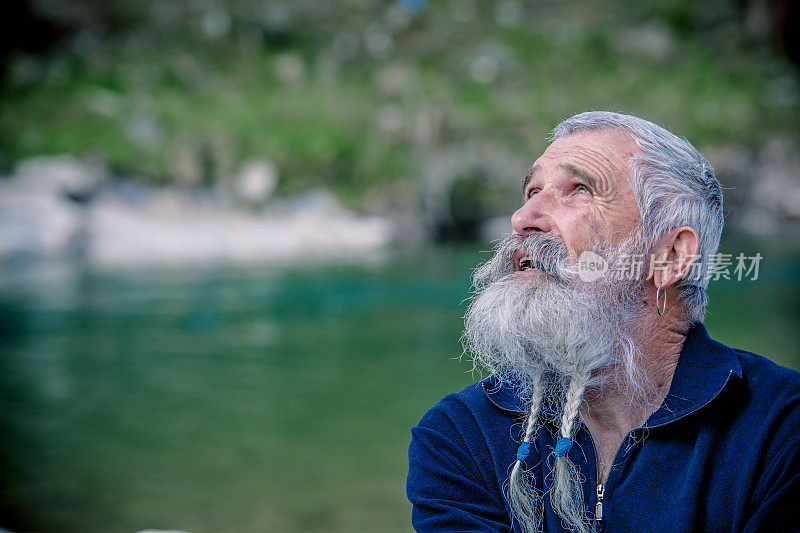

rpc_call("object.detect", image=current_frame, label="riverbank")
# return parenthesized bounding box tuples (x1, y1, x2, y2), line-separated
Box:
(0, 156, 394, 268)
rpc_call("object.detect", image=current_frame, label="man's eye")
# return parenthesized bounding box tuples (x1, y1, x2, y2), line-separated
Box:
(525, 188, 539, 199)
(575, 184, 590, 195)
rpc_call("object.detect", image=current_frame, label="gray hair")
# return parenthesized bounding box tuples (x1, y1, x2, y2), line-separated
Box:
(551, 111, 724, 323)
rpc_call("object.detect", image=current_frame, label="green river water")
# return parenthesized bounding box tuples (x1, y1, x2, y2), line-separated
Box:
(1, 239, 798, 532)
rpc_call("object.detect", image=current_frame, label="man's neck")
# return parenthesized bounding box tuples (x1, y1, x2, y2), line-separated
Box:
(581, 312, 689, 482)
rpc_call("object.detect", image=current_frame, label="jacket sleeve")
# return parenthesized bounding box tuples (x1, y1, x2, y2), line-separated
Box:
(742, 400, 800, 532)
(407, 397, 512, 532)
(742, 471, 800, 532)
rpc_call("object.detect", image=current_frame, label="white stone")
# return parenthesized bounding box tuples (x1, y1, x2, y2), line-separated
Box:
(0, 185, 82, 261)
(87, 187, 393, 267)
(377, 104, 405, 135)
(235, 159, 278, 205)
(126, 109, 164, 148)
(614, 25, 679, 62)
(201, 7, 231, 39)
(451, 0, 477, 22)
(364, 24, 393, 59)
(11, 155, 106, 198)
(274, 53, 306, 86)
(495, 0, 522, 28)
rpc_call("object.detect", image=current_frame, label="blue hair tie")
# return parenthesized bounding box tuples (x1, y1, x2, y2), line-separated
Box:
(554, 437, 572, 457)
(516, 441, 531, 462)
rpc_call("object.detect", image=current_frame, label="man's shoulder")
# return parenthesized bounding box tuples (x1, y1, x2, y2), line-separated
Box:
(419, 376, 496, 418)
(707, 341, 800, 455)
(732, 346, 800, 401)
(693, 324, 800, 403)
(416, 375, 520, 431)
(410, 375, 521, 483)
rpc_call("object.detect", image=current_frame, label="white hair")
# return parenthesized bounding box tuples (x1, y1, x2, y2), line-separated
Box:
(552, 111, 724, 323)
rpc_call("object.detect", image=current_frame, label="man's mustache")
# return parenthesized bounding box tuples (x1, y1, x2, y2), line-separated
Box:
(474, 233, 572, 287)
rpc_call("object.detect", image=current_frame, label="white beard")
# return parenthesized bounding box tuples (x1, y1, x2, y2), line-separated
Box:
(462, 232, 651, 533)
(464, 233, 648, 401)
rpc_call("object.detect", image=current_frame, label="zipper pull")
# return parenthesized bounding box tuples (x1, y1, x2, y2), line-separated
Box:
(595, 483, 605, 522)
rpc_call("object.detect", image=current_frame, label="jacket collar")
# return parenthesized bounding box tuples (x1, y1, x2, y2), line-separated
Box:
(644, 322, 742, 426)
(482, 322, 743, 424)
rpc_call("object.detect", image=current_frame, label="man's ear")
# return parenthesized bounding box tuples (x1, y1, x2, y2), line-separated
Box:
(651, 227, 700, 289)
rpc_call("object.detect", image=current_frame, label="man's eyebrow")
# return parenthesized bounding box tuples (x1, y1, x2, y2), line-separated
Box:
(522, 165, 539, 193)
(522, 164, 603, 193)
(561, 164, 601, 192)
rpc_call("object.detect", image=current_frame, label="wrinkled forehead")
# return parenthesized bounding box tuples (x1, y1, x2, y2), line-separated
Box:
(538, 129, 639, 172)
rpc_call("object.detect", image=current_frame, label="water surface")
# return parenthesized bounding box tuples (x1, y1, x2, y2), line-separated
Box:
(1, 240, 798, 532)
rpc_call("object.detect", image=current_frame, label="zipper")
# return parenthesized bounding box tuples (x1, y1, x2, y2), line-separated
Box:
(588, 428, 600, 526)
(595, 483, 605, 521)
(587, 429, 634, 529)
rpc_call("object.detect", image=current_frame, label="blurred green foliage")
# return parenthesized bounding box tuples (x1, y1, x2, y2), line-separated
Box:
(1, 0, 798, 206)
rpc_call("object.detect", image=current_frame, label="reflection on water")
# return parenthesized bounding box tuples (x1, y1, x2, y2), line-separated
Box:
(0, 241, 798, 532)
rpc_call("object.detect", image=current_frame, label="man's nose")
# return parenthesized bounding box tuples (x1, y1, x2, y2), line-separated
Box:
(511, 196, 554, 235)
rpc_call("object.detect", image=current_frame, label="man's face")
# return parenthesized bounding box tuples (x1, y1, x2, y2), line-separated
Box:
(512, 129, 641, 275)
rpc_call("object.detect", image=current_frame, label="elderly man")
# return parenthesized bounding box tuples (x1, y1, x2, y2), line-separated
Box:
(406, 111, 800, 532)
